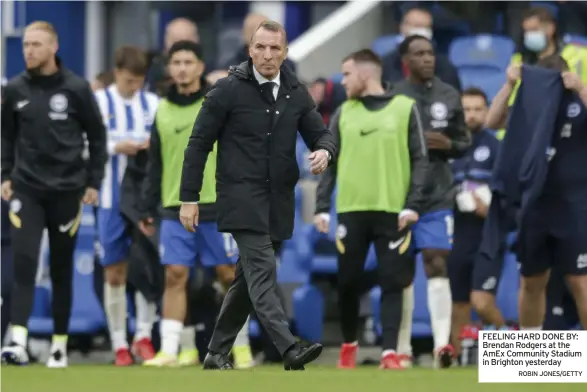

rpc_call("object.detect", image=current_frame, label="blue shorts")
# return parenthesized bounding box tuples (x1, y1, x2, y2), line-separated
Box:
(97, 207, 132, 266)
(412, 209, 454, 251)
(159, 219, 238, 267)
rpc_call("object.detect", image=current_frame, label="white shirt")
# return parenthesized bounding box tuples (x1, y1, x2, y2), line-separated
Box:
(252, 65, 280, 100)
(94, 85, 159, 209)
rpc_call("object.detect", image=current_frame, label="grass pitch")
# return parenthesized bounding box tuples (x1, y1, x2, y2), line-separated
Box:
(2, 365, 586, 392)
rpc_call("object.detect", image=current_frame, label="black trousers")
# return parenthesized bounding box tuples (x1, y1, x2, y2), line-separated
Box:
(208, 231, 296, 356)
(336, 211, 414, 351)
(9, 189, 82, 336)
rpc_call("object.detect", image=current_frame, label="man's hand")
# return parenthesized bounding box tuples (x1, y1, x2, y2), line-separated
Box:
(1, 180, 13, 201)
(82, 187, 99, 205)
(398, 210, 419, 231)
(472, 193, 489, 218)
(139, 217, 156, 236)
(506, 64, 521, 87)
(425, 131, 452, 150)
(308, 149, 329, 175)
(562, 71, 585, 92)
(180, 203, 199, 232)
(313, 213, 330, 233)
(115, 140, 144, 156)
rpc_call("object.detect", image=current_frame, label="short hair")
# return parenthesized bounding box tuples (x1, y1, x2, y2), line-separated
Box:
(24, 21, 58, 40)
(253, 20, 288, 47)
(523, 6, 556, 24)
(342, 49, 382, 68)
(95, 70, 114, 86)
(462, 87, 489, 105)
(114, 46, 148, 76)
(168, 40, 204, 62)
(536, 54, 569, 71)
(398, 35, 432, 56)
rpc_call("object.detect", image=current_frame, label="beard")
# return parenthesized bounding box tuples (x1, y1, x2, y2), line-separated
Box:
(26, 58, 50, 75)
(467, 123, 483, 133)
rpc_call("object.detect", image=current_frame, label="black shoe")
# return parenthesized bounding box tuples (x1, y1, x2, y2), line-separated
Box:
(203, 352, 234, 370)
(283, 343, 323, 371)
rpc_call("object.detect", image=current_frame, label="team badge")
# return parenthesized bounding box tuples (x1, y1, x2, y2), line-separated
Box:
(567, 103, 580, 118)
(473, 146, 490, 162)
(49, 93, 68, 112)
(430, 102, 448, 120)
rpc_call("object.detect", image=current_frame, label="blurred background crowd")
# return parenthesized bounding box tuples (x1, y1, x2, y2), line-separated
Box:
(1, 0, 587, 365)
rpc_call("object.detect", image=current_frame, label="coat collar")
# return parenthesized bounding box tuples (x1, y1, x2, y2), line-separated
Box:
(229, 58, 299, 90)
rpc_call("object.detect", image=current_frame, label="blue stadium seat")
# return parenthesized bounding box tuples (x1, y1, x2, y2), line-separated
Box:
(292, 284, 324, 342)
(459, 69, 507, 102)
(564, 34, 587, 47)
(412, 253, 432, 337)
(329, 73, 343, 84)
(496, 252, 519, 322)
(450, 35, 514, 73)
(371, 35, 402, 57)
(370, 254, 432, 339)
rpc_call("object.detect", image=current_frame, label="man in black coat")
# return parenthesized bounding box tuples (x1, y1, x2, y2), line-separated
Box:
(179, 20, 336, 370)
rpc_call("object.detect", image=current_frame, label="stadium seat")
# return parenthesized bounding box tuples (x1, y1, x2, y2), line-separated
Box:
(292, 284, 324, 342)
(449, 35, 514, 73)
(371, 35, 402, 57)
(564, 34, 587, 47)
(370, 254, 432, 339)
(496, 251, 520, 322)
(329, 73, 343, 84)
(248, 319, 261, 338)
(459, 69, 507, 102)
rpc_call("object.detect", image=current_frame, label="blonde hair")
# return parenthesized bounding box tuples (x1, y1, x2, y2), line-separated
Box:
(25, 21, 58, 40)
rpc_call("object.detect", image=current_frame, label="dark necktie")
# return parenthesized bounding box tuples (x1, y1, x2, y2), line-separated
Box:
(261, 82, 276, 103)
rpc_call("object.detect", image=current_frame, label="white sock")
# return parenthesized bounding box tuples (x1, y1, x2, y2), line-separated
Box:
(50, 335, 68, 354)
(160, 319, 183, 356)
(11, 325, 28, 348)
(134, 291, 156, 341)
(520, 326, 542, 331)
(234, 316, 250, 347)
(179, 326, 196, 351)
(104, 283, 128, 350)
(398, 284, 414, 356)
(381, 349, 396, 358)
(427, 278, 452, 349)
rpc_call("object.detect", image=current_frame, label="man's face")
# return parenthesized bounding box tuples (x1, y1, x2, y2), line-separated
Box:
(400, 10, 433, 38)
(22, 29, 58, 71)
(114, 68, 145, 98)
(522, 16, 555, 41)
(341, 59, 365, 99)
(462, 95, 487, 132)
(404, 38, 435, 79)
(249, 28, 287, 79)
(168, 50, 204, 87)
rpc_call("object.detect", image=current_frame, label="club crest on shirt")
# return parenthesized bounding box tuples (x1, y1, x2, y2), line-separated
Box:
(430, 102, 447, 120)
(9, 199, 21, 213)
(49, 93, 68, 120)
(567, 103, 581, 118)
(473, 146, 490, 162)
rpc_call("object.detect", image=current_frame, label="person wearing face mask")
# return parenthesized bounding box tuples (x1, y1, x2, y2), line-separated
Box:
(487, 7, 587, 138)
(381, 7, 461, 92)
(446, 88, 500, 361)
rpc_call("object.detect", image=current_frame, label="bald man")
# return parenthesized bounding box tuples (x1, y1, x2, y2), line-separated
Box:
(146, 18, 201, 96)
(218, 12, 297, 73)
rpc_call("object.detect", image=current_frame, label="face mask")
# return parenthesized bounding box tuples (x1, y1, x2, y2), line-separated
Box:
(524, 30, 547, 52)
(406, 27, 433, 40)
